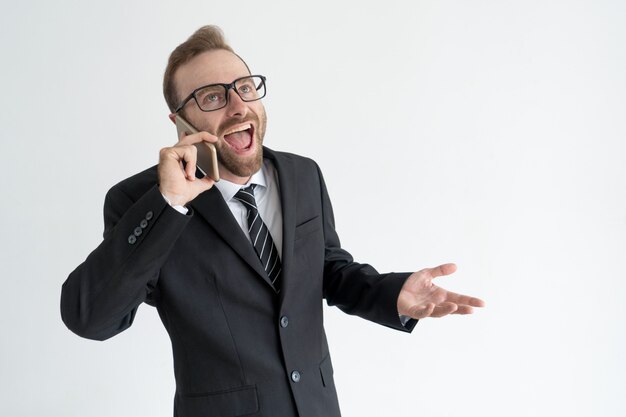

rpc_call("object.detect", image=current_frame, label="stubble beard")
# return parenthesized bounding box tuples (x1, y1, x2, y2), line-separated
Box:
(215, 109, 267, 178)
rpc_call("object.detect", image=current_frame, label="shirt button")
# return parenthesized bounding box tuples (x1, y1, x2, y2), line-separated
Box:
(280, 316, 289, 328)
(145, 211, 154, 220)
(133, 227, 143, 237)
(291, 371, 301, 383)
(128, 235, 137, 245)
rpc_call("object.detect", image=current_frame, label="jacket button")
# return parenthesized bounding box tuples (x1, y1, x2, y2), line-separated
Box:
(133, 227, 143, 237)
(128, 235, 137, 245)
(280, 316, 289, 328)
(140, 219, 148, 229)
(145, 211, 154, 220)
(291, 371, 301, 383)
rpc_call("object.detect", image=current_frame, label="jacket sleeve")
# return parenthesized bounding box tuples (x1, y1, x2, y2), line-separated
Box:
(317, 164, 417, 332)
(60, 183, 192, 341)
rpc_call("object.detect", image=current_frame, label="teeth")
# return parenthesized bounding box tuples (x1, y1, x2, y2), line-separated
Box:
(224, 124, 251, 136)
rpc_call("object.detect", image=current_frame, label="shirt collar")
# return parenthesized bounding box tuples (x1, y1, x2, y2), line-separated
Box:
(213, 161, 268, 203)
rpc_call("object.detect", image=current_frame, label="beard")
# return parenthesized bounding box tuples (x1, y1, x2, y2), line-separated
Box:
(214, 108, 267, 178)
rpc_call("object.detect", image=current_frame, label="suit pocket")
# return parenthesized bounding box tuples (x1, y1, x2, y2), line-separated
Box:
(176, 385, 259, 417)
(295, 216, 321, 241)
(319, 355, 335, 388)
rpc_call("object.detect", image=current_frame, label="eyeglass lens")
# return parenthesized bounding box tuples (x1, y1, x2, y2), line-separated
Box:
(195, 76, 265, 111)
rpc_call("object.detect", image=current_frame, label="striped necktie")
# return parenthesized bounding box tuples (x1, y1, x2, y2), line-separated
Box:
(234, 184, 282, 291)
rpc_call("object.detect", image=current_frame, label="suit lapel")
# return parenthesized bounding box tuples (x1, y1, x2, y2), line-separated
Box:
(189, 186, 274, 288)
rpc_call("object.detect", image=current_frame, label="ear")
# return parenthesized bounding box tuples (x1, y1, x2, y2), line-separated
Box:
(168, 113, 177, 124)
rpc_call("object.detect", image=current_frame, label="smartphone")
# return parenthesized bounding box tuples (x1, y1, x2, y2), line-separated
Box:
(175, 115, 220, 181)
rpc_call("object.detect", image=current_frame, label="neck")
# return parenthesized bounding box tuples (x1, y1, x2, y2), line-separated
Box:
(218, 165, 252, 185)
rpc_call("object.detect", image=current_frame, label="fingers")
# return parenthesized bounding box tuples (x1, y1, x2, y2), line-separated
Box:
(177, 130, 218, 146)
(401, 263, 485, 319)
(184, 149, 196, 180)
(423, 263, 485, 310)
(407, 299, 483, 319)
(159, 144, 198, 181)
(430, 302, 459, 318)
(453, 305, 475, 315)
(406, 302, 455, 319)
(158, 141, 215, 207)
(444, 290, 486, 308)
(174, 133, 218, 181)
(428, 263, 457, 279)
(407, 302, 459, 319)
(190, 175, 215, 194)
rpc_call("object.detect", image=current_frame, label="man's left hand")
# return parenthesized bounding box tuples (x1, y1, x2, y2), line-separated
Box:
(397, 263, 485, 319)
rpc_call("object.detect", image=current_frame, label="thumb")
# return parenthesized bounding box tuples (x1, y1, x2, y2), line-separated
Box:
(192, 176, 215, 194)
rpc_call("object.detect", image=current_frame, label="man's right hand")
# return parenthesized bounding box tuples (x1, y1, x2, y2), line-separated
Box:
(158, 131, 217, 207)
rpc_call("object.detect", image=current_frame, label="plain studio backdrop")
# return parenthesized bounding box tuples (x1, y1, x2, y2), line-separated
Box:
(1, 1, 625, 416)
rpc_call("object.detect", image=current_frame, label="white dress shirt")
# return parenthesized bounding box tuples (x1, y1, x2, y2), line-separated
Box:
(212, 159, 283, 259)
(163, 160, 283, 258)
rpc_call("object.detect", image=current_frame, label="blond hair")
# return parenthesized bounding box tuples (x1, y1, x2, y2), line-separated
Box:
(163, 25, 249, 113)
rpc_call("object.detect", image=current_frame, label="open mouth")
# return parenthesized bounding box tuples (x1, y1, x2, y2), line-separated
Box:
(223, 123, 254, 152)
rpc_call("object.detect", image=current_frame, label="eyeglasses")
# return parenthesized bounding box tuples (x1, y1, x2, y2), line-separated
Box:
(174, 75, 267, 113)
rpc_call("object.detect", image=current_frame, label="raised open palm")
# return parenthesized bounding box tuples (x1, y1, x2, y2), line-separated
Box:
(397, 263, 485, 319)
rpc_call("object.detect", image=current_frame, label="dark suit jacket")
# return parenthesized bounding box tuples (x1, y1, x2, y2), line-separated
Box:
(61, 147, 416, 417)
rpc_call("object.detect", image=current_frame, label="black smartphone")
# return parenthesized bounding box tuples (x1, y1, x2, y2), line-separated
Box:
(175, 115, 220, 181)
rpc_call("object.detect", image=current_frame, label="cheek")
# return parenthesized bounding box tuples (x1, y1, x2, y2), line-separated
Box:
(249, 101, 266, 118)
(197, 118, 222, 136)
(254, 106, 268, 131)
(184, 108, 221, 132)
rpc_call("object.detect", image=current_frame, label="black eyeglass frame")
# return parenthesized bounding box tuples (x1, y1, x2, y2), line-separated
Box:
(174, 74, 267, 113)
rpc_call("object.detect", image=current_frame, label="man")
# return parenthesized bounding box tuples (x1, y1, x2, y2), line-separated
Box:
(61, 25, 484, 417)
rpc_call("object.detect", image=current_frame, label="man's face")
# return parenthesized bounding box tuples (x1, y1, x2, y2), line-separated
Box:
(173, 49, 267, 182)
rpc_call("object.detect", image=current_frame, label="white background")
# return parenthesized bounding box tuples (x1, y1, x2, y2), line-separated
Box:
(1, 1, 625, 416)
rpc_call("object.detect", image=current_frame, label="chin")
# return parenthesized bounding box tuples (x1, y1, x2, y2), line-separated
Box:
(217, 142, 264, 178)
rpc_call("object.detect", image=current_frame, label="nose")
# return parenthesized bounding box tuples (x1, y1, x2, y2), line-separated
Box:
(225, 88, 248, 118)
